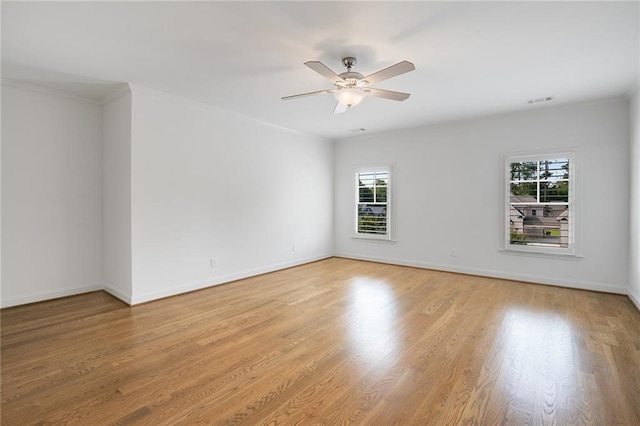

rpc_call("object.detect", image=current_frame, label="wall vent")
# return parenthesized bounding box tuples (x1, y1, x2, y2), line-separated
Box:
(525, 96, 554, 105)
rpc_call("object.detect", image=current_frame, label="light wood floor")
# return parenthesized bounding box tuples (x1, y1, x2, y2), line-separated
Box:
(2, 258, 639, 425)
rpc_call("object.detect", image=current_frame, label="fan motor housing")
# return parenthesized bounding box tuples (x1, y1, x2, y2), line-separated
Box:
(337, 71, 366, 88)
(339, 71, 364, 81)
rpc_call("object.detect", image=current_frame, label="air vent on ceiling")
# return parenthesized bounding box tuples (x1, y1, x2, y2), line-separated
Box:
(525, 96, 554, 105)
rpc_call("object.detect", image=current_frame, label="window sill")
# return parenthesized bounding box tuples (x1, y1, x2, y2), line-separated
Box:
(498, 248, 583, 260)
(352, 235, 397, 243)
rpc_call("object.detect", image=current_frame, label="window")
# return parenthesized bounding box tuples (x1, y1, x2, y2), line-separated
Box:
(355, 167, 390, 240)
(504, 151, 577, 256)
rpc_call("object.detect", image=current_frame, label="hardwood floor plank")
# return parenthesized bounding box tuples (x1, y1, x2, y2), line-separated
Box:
(2, 258, 639, 425)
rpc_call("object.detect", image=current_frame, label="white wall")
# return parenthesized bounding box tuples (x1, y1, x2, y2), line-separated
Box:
(335, 99, 630, 294)
(1, 82, 103, 307)
(629, 90, 640, 308)
(128, 87, 333, 304)
(2, 80, 632, 307)
(102, 88, 133, 303)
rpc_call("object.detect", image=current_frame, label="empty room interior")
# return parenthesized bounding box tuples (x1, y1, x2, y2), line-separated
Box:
(2, 1, 640, 424)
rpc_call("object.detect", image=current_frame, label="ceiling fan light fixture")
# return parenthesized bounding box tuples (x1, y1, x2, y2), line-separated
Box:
(283, 57, 414, 113)
(334, 88, 366, 108)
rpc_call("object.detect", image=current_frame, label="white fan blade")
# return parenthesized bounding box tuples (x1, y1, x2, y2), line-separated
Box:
(305, 61, 346, 84)
(366, 88, 410, 101)
(334, 102, 348, 114)
(281, 89, 336, 101)
(363, 61, 415, 84)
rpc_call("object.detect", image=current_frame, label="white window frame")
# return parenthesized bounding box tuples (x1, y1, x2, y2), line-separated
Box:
(354, 166, 392, 241)
(500, 149, 581, 257)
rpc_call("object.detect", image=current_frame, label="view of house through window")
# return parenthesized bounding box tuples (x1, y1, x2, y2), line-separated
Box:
(509, 158, 570, 249)
(357, 169, 389, 237)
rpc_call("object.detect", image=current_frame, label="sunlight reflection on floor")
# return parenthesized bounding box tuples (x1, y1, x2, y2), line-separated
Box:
(494, 308, 579, 418)
(347, 277, 400, 366)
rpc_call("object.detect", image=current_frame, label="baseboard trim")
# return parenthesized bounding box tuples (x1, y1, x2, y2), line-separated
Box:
(130, 254, 333, 305)
(6, 254, 629, 309)
(0, 282, 103, 308)
(334, 252, 628, 295)
(103, 284, 133, 306)
(628, 289, 640, 313)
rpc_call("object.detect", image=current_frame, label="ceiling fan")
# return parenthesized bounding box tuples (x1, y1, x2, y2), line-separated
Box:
(282, 57, 415, 114)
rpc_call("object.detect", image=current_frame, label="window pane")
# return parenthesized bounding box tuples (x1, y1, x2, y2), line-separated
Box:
(540, 181, 569, 203)
(539, 159, 569, 181)
(510, 161, 537, 181)
(357, 168, 390, 238)
(359, 173, 375, 187)
(359, 187, 374, 202)
(358, 204, 387, 234)
(375, 186, 387, 202)
(374, 172, 388, 185)
(509, 205, 526, 243)
(510, 182, 537, 199)
(509, 204, 569, 248)
(506, 153, 573, 253)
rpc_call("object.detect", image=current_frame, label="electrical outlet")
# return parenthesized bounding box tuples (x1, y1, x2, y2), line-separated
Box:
(450, 249, 457, 257)
(210, 258, 217, 268)
(292, 244, 295, 252)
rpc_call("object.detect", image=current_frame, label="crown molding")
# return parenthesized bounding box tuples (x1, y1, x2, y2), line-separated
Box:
(625, 81, 639, 101)
(101, 83, 131, 106)
(127, 83, 320, 139)
(1, 78, 101, 105)
(128, 83, 223, 114)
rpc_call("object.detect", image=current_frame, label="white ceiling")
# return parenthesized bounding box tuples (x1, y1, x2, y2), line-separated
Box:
(2, 1, 638, 140)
